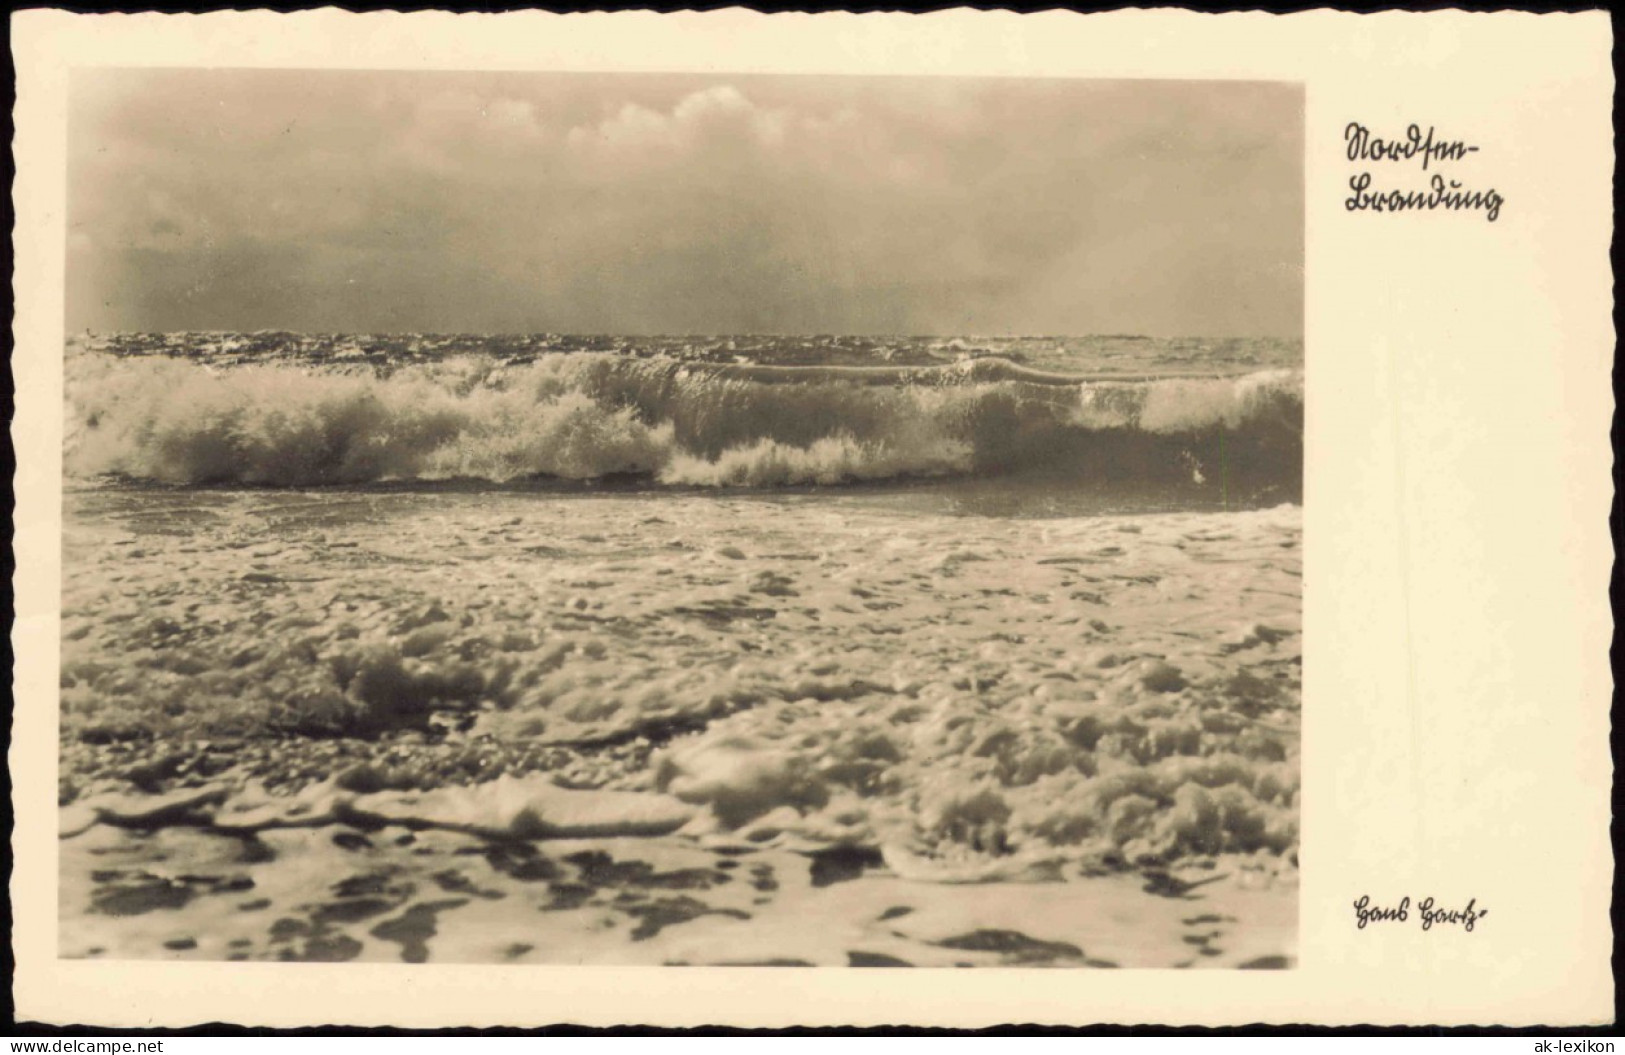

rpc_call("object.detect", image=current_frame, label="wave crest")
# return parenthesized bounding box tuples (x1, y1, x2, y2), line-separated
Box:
(66, 351, 1301, 490)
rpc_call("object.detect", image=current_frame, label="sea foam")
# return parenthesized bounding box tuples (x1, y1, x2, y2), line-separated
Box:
(66, 348, 1301, 489)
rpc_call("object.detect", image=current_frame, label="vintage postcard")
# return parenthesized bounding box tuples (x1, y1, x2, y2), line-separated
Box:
(10, 7, 1613, 1029)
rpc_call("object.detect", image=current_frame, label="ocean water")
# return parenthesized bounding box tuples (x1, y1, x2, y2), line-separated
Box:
(65, 332, 1301, 500)
(61, 333, 1302, 967)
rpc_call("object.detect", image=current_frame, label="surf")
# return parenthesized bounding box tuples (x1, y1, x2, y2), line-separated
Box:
(66, 344, 1302, 493)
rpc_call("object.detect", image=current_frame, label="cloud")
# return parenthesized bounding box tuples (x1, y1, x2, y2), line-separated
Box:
(395, 90, 551, 175)
(568, 85, 764, 149)
(68, 72, 1302, 336)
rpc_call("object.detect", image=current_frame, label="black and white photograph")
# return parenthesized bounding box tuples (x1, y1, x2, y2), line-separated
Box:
(56, 67, 1305, 969)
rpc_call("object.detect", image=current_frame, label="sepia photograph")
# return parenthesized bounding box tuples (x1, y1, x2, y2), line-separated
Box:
(53, 68, 1307, 971)
(10, 5, 1613, 1032)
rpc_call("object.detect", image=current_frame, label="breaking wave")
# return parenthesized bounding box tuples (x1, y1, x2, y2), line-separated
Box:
(66, 351, 1302, 491)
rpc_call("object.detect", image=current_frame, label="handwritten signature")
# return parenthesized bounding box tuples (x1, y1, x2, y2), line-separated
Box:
(1354, 895, 1488, 932)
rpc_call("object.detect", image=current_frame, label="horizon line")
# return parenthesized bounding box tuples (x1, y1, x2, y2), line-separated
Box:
(72, 329, 1306, 342)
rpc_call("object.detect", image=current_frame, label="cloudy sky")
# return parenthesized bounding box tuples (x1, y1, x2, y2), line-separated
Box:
(68, 71, 1301, 336)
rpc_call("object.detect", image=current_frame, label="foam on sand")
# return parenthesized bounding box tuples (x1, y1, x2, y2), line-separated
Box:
(60, 488, 1298, 966)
